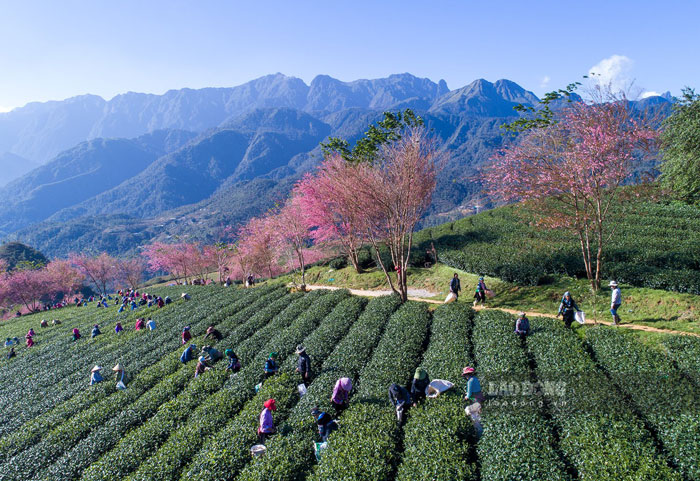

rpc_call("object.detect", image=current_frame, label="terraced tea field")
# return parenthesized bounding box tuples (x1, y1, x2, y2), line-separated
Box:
(1, 285, 698, 480)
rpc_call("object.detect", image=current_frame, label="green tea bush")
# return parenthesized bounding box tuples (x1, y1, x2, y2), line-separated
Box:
(237, 295, 400, 481)
(587, 327, 700, 480)
(2, 288, 288, 481)
(122, 290, 350, 481)
(527, 317, 680, 480)
(178, 296, 367, 481)
(395, 302, 477, 481)
(77, 288, 310, 481)
(664, 335, 700, 387)
(472, 310, 569, 481)
(415, 201, 700, 292)
(308, 302, 431, 481)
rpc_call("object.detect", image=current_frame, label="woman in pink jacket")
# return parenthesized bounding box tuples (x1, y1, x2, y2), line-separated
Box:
(330, 377, 353, 416)
(258, 398, 277, 443)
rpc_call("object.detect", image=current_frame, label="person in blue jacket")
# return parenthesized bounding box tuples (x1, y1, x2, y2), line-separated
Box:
(557, 291, 581, 328)
(311, 407, 338, 442)
(180, 344, 197, 363)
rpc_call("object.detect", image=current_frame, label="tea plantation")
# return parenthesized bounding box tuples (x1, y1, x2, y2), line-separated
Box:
(1, 285, 699, 480)
(414, 200, 700, 293)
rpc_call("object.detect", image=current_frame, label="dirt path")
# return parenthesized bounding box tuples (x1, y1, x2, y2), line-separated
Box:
(304, 285, 700, 338)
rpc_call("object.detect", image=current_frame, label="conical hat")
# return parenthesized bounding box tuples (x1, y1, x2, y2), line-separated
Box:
(112, 364, 124, 371)
(91, 365, 102, 372)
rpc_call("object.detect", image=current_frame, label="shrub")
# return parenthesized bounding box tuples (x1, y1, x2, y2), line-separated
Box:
(395, 303, 477, 481)
(237, 295, 401, 481)
(472, 310, 569, 481)
(308, 302, 431, 481)
(586, 327, 700, 480)
(526, 317, 680, 480)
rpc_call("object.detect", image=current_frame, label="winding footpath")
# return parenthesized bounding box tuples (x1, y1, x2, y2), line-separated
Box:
(303, 284, 700, 338)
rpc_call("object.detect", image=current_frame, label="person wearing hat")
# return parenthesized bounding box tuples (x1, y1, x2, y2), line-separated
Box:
(181, 326, 192, 344)
(115, 322, 124, 334)
(311, 406, 338, 442)
(113, 364, 127, 385)
(462, 366, 484, 436)
(296, 345, 312, 386)
(257, 399, 277, 443)
(411, 368, 430, 406)
(204, 325, 223, 342)
(180, 344, 197, 363)
(388, 383, 412, 424)
(263, 352, 279, 379)
(146, 318, 156, 330)
(473, 277, 488, 307)
(201, 345, 222, 362)
(40, 319, 48, 328)
(27, 328, 35, 338)
(557, 291, 581, 328)
(330, 377, 353, 416)
(195, 356, 211, 378)
(514, 312, 530, 339)
(91, 324, 101, 338)
(225, 349, 240, 372)
(5, 338, 13, 348)
(90, 366, 103, 385)
(134, 318, 145, 331)
(52, 319, 61, 326)
(610, 281, 622, 325)
(72, 328, 81, 341)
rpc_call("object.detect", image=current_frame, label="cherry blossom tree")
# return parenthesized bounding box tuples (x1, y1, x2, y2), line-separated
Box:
(234, 215, 281, 282)
(269, 196, 314, 290)
(118, 258, 144, 290)
(70, 253, 119, 295)
(483, 98, 658, 290)
(294, 155, 367, 272)
(45, 260, 84, 297)
(0, 267, 53, 312)
(353, 129, 440, 301)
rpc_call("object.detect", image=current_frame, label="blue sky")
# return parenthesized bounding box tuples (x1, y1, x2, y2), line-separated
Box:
(0, 0, 698, 111)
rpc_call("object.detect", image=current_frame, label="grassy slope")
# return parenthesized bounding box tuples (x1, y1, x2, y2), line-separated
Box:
(273, 262, 699, 334)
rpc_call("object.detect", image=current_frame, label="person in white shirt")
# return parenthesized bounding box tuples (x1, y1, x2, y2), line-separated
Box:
(609, 281, 622, 325)
(146, 318, 156, 330)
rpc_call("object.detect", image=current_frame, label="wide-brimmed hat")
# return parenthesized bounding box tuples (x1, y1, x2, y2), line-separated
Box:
(269, 352, 278, 359)
(91, 365, 102, 372)
(414, 367, 427, 380)
(264, 398, 277, 410)
(609, 281, 618, 287)
(462, 366, 475, 376)
(112, 364, 124, 372)
(295, 345, 305, 354)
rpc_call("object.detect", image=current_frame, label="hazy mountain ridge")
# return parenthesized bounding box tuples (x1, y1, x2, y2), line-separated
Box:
(0, 74, 672, 257)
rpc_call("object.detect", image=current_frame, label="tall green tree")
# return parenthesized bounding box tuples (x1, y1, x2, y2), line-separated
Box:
(321, 109, 423, 163)
(660, 87, 700, 205)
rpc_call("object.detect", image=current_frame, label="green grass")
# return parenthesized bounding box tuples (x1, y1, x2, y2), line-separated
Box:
(271, 262, 700, 334)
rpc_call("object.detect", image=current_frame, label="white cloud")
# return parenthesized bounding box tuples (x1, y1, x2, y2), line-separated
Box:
(588, 55, 634, 92)
(540, 75, 550, 89)
(640, 91, 661, 99)
(0, 105, 15, 113)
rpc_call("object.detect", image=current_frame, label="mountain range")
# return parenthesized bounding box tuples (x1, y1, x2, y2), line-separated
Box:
(0, 73, 672, 258)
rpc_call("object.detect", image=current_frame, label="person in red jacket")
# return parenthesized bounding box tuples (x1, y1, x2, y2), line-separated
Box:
(135, 318, 145, 330)
(182, 326, 192, 344)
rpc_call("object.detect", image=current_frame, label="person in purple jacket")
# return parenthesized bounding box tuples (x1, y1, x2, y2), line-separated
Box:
(330, 377, 353, 416)
(257, 398, 277, 443)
